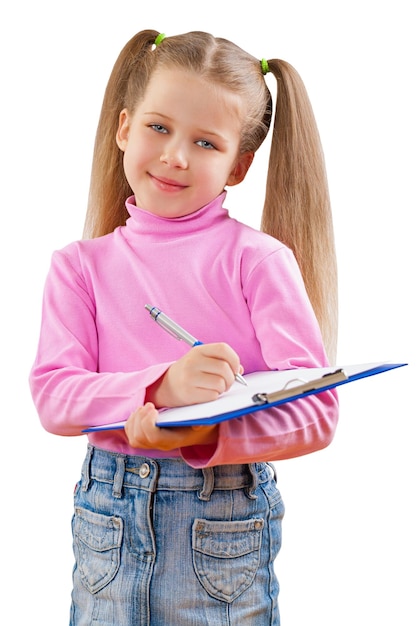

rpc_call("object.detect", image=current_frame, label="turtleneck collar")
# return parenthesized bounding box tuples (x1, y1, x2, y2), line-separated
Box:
(123, 191, 229, 242)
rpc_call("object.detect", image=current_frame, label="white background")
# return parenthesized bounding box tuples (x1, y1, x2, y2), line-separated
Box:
(1, 1, 415, 624)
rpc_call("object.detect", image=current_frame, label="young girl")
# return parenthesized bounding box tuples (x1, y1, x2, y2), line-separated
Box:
(30, 29, 339, 625)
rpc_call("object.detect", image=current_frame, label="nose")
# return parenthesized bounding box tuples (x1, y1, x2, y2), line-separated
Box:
(160, 140, 188, 169)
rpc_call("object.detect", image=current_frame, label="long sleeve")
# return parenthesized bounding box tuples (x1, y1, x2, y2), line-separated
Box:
(181, 246, 339, 467)
(181, 391, 338, 467)
(29, 247, 172, 436)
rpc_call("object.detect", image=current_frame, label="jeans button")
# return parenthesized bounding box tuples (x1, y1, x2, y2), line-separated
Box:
(139, 463, 151, 478)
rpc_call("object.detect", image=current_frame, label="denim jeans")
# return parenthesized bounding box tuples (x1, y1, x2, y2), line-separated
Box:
(70, 445, 285, 625)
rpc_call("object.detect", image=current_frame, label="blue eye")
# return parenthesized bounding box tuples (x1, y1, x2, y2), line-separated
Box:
(196, 139, 215, 150)
(151, 124, 168, 134)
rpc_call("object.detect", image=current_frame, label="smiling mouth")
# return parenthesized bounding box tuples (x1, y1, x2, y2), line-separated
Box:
(150, 174, 188, 192)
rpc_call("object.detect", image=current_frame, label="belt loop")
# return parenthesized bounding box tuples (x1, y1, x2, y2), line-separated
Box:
(246, 463, 259, 499)
(112, 455, 126, 498)
(81, 445, 94, 492)
(198, 467, 214, 501)
(267, 461, 277, 482)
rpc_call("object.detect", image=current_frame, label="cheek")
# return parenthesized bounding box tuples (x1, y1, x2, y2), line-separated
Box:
(121, 150, 140, 191)
(123, 143, 143, 172)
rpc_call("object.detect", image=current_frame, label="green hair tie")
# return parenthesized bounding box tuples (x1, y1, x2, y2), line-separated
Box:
(154, 33, 166, 47)
(260, 58, 270, 75)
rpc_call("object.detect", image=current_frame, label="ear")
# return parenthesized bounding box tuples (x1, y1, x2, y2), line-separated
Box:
(116, 109, 130, 151)
(226, 151, 254, 186)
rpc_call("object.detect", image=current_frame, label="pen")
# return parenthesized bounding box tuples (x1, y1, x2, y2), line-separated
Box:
(145, 304, 247, 386)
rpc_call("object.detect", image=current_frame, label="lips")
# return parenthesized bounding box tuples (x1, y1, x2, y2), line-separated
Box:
(150, 173, 187, 192)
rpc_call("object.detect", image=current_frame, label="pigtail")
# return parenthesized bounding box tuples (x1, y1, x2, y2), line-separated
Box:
(83, 29, 159, 239)
(262, 59, 338, 363)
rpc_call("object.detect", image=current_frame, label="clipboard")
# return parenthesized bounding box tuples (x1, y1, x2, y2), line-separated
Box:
(82, 361, 407, 432)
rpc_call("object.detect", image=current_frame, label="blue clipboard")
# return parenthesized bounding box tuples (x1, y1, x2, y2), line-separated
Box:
(82, 361, 407, 432)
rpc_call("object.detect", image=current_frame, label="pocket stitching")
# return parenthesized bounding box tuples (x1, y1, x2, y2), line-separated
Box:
(73, 506, 123, 595)
(192, 518, 263, 603)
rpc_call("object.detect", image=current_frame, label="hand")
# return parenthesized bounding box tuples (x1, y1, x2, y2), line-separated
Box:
(146, 342, 243, 408)
(124, 402, 219, 451)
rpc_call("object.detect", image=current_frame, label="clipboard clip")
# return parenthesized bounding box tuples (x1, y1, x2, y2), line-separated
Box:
(252, 368, 348, 405)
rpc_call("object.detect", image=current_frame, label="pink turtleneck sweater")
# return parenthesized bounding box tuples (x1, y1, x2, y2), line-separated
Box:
(29, 192, 338, 467)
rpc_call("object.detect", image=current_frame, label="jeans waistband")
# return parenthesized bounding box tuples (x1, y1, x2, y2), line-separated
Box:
(81, 445, 273, 501)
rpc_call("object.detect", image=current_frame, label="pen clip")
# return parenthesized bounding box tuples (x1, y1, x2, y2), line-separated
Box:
(155, 322, 185, 341)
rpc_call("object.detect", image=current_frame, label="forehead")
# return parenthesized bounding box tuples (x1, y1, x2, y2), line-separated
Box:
(140, 67, 245, 124)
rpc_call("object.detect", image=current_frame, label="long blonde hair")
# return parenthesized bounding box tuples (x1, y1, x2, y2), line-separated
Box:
(84, 29, 338, 362)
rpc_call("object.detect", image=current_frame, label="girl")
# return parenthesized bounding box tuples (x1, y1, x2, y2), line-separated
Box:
(30, 29, 339, 625)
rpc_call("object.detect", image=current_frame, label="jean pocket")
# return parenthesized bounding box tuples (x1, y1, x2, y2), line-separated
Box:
(72, 506, 123, 594)
(192, 517, 264, 603)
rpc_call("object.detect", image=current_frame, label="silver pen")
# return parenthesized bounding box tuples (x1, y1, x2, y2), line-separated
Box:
(145, 304, 247, 386)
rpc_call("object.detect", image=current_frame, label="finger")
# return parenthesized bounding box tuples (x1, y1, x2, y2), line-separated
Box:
(125, 402, 157, 447)
(203, 343, 243, 385)
(192, 343, 240, 390)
